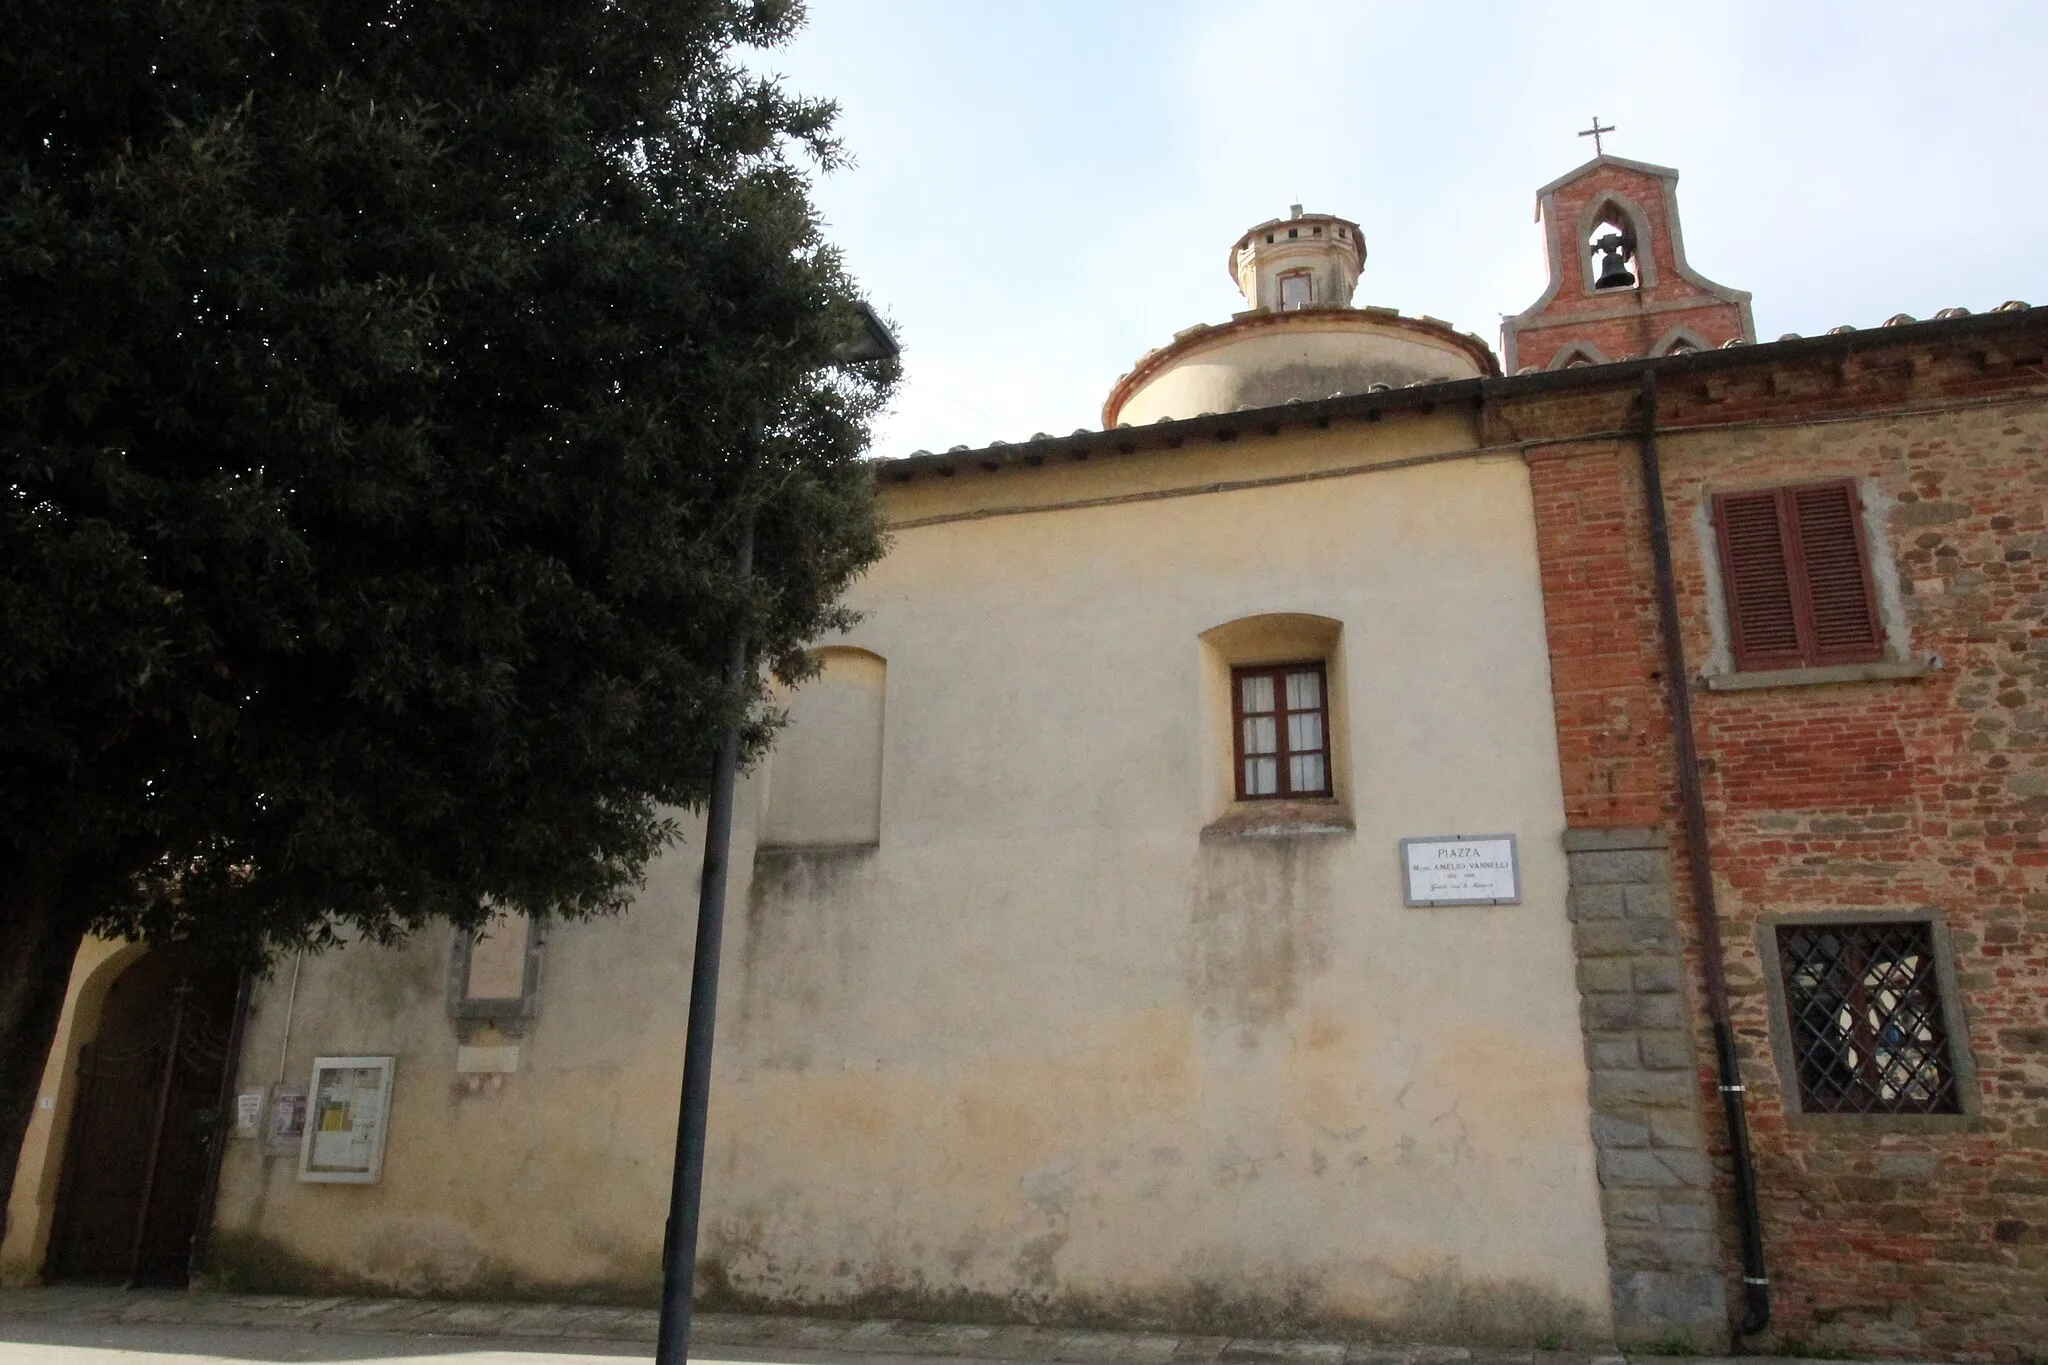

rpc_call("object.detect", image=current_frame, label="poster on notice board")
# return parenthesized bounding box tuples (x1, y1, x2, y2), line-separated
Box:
(297, 1056, 395, 1183)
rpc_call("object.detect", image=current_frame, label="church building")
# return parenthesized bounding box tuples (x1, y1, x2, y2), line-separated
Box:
(7, 152, 2045, 1361)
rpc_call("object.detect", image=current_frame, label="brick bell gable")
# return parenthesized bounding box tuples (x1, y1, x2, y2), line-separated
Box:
(1503, 154, 1755, 375)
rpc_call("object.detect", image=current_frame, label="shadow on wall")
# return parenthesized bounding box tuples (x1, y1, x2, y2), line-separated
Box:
(695, 1255, 1601, 1349)
(206, 1228, 1601, 1347)
(200, 1229, 665, 1307)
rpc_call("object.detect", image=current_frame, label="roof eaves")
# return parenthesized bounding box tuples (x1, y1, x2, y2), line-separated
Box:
(871, 304, 2045, 483)
(874, 383, 1487, 483)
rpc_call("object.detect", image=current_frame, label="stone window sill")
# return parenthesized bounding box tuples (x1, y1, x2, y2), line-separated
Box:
(1700, 657, 1935, 693)
(1201, 800, 1354, 841)
(1781, 1110, 1980, 1136)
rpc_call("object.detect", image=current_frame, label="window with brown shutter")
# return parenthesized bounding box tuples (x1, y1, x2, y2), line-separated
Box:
(1712, 479, 1885, 672)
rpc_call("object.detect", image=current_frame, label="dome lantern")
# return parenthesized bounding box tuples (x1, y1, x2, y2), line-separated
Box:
(1103, 206, 1496, 427)
(1230, 205, 1366, 313)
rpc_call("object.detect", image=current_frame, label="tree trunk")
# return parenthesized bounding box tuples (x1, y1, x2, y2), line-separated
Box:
(0, 881, 95, 1251)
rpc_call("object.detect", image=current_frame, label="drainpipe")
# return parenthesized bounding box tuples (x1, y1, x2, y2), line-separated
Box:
(1634, 368, 1771, 1338)
(274, 949, 304, 1084)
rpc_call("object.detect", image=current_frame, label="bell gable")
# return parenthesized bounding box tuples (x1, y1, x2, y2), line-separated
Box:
(1501, 154, 1754, 373)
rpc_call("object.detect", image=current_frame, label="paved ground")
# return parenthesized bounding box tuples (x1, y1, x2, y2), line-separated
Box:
(0, 1288, 1905, 1365)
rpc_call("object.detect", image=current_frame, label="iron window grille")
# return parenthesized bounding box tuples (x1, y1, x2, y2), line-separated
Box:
(1231, 661, 1331, 800)
(1776, 921, 1959, 1115)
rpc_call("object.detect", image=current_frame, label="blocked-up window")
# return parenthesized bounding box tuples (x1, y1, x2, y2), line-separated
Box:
(762, 648, 886, 848)
(1713, 480, 1885, 671)
(1278, 272, 1313, 310)
(1777, 921, 1959, 1115)
(464, 917, 530, 1000)
(446, 911, 543, 1028)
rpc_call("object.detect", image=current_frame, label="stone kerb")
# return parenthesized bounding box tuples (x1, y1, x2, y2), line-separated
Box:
(1562, 827, 1727, 1348)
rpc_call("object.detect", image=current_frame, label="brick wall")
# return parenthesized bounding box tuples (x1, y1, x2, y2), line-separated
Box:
(1516, 325, 2048, 1359)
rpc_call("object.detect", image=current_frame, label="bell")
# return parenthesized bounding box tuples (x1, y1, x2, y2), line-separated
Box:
(1592, 233, 1636, 290)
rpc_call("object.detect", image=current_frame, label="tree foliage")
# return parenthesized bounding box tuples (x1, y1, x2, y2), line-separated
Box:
(0, 0, 893, 1225)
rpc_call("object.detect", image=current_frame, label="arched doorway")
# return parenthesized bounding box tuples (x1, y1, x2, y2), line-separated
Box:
(43, 944, 243, 1284)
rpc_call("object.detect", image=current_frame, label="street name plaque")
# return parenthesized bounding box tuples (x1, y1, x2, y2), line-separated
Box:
(1401, 834, 1520, 906)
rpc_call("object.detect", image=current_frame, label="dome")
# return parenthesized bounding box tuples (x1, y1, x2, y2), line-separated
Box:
(1104, 309, 1497, 427)
(1102, 206, 1498, 426)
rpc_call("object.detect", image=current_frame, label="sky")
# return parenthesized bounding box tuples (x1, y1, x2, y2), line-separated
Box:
(761, 1, 2048, 458)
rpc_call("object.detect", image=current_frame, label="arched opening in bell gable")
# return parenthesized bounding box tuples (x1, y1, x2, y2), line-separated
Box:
(1587, 205, 1639, 291)
(1573, 192, 1657, 295)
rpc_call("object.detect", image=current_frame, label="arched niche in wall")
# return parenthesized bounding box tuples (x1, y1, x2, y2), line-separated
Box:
(1196, 613, 1351, 830)
(760, 646, 887, 849)
(1549, 342, 1610, 371)
(1650, 324, 1712, 357)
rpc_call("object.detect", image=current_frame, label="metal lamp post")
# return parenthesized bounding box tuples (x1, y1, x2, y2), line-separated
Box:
(655, 303, 899, 1365)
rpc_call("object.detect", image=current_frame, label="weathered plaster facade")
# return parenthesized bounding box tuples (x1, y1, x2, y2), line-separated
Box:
(201, 402, 1613, 1344)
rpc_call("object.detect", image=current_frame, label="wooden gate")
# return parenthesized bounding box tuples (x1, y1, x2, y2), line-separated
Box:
(45, 947, 244, 1285)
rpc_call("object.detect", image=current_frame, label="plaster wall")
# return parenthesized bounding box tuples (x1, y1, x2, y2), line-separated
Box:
(208, 416, 1610, 1341)
(1115, 322, 1485, 427)
(210, 824, 719, 1299)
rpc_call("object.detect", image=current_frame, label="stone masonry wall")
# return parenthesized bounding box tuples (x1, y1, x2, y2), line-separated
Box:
(1563, 826, 1726, 1348)
(1518, 320, 2048, 1360)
